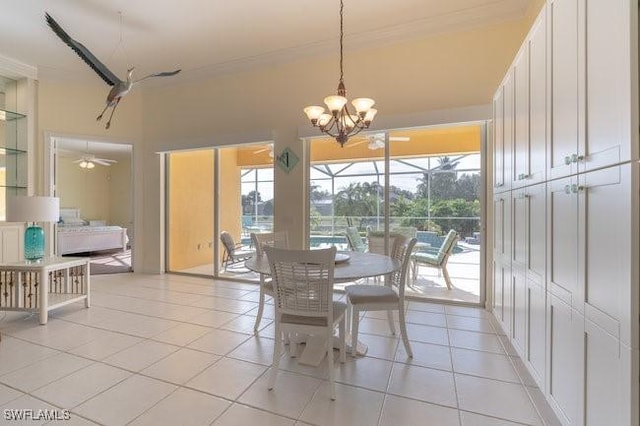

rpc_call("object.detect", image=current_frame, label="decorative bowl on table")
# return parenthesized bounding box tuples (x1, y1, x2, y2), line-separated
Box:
(334, 253, 350, 264)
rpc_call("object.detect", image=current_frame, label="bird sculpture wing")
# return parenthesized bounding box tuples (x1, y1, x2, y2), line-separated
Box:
(134, 70, 182, 83)
(45, 12, 121, 86)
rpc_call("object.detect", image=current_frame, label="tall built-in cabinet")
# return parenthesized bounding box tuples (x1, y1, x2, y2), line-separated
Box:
(491, 1, 639, 425)
(0, 57, 37, 263)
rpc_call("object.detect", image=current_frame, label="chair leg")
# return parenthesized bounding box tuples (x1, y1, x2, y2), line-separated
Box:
(327, 331, 336, 400)
(268, 323, 282, 390)
(398, 304, 413, 358)
(351, 308, 359, 357)
(442, 265, 453, 290)
(253, 281, 266, 333)
(387, 310, 396, 335)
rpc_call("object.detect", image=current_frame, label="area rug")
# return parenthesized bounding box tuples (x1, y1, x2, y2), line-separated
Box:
(88, 249, 133, 275)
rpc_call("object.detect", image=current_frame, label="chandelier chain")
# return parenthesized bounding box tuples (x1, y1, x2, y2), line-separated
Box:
(339, 0, 344, 84)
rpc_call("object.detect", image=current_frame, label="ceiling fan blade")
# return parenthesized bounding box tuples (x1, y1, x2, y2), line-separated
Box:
(99, 158, 118, 163)
(71, 159, 84, 163)
(254, 148, 270, 154)
(93, 159, 113, 166)
(389, 136, 410, 142)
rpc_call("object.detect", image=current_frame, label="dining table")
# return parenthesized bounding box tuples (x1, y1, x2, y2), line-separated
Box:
(245, 250, 401, 365)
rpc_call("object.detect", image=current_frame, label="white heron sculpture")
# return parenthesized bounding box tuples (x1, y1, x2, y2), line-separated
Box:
(46, 12, 181, 129)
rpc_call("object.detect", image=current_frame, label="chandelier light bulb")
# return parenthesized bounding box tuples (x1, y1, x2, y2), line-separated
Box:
(304, 106, 326, 123)
(79, 160, 88, 168)
(364, 108, 378, 124)
(318, 114, 332, 127)
(324, 95, 348, 113)
(86, 161, 95, 169)
(351, 98, 375, 114)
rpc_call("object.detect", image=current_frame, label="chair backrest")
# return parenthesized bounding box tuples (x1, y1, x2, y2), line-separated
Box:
(388, 235, 418, 298)
(220, 231, 236, 254)
(367, 231, 404, 255)
(437, 229, 459, 263)
(344, 227, 366, 253)
(391, 226, 417, 239)
(251, 231, 289, 256)
(264, 246, 336, 319)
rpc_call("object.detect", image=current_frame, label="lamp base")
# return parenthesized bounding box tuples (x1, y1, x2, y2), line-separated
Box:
(24, 224, 45, 262)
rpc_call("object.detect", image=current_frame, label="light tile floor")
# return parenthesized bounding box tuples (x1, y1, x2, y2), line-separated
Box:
(0, 273, 560, 426)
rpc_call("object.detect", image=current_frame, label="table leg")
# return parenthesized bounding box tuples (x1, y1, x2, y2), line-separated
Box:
(40, 280, 48, 325)
(85, 262, 91, 308)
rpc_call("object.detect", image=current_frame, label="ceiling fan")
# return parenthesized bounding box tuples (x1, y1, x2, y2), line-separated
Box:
(348, 133, 410, 150)
(254, 143, 274, 158)
(73, 153, 118, 168)
(71, 141, 118, 169)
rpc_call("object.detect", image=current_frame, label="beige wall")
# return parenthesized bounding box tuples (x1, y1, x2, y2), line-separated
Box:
(32, 15, 533, 272)
(57, 156, 132, 227)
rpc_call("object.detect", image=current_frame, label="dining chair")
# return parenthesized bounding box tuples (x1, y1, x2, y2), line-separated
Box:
(220, 231, 255, 272)
(344, 226, 366, 253)
(366, 231, 404, 284)
(411, 229, 458, 289)
(264, 245, 346, 400)
(345, 235, 417, 357)
(250, 231, 289, 333)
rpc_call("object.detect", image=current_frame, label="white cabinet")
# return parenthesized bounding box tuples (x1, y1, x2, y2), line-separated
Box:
(491, 1, 639, 424)
(548, 295, 584, 426)
(581, 0, 636, 171)
(0, 224, 22, 262)
(549, 0, 579, 180)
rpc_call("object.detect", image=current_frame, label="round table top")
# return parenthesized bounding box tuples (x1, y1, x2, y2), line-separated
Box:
(245, 251, 400, 283)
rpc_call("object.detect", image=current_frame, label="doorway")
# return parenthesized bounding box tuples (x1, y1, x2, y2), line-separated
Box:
(47, 136, 134, 274)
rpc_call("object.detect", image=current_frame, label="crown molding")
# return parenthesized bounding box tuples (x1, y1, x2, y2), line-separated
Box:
(0, 53, 37, 80)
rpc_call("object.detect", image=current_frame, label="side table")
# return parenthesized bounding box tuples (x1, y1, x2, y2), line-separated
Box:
(0, 257, 90, 325)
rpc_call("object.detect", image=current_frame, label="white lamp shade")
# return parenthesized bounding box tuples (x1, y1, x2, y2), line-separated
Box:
(7, 196, 60, 223)
(351, 98, 375, 113)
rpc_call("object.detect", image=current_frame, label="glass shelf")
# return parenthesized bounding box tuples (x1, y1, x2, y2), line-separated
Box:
(0, 109, 26, 121)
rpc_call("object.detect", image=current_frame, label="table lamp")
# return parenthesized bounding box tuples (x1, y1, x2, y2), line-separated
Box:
(6, 196, 60, 262)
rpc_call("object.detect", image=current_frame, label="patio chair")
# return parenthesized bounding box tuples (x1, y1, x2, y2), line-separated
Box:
(345, 235, 417, 357)
(344, 226, 366, 252)
(220, 231, 255, 272)
(250, 231, 289, 333)
(411, 229, 458, 289)
(264, 246, 346, 400)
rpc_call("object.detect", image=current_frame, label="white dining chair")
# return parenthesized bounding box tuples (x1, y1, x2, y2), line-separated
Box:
(345, 235, 417, 358)
(264, 245, 346, 400)
(250, 231, 289, 333)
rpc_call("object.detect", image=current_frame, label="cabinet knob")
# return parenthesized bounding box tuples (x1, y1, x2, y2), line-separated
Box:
(571, 154, 584, 163)
(564, 185, 571, 194)
(564, 156, 572, 165)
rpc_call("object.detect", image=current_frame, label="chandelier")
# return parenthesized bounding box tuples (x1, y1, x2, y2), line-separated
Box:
(303, 0, 377, 147)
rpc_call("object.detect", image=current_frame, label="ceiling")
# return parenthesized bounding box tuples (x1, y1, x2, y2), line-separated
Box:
(1, 0, 534, 84)
(56, 137, 132, 160)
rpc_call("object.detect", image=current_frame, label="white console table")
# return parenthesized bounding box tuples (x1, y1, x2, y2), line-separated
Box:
(0, 257, 90, 325)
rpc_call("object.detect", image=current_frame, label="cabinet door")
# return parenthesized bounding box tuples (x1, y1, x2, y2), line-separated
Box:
(512, 189, 527, 271)
(0, 225, 23, 263)
(512, 271, 527, 357)
(493, 260, 505, 324)
(503, 72, 514, 192)
(526, 183, 546, 287)
(493, 87, 505, 191)
(581, 0, 633, 171)
(526, 280, 546, 386)
(528, 8, 547, 185)
(549, 295, 585, 425)
(513, 47, 530, 189)
(547, 177, 582, 311)
(493, 193, 512, 261)
(580, 164, 633, 346)
(549, 0, 579, 180)
(584, 320, 629, 426)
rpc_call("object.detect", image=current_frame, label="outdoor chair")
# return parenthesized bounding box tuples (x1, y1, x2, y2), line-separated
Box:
(220, 231, 255, 272)
(250, 231, 289, 333)
(344, 226, 366, 252)
(264, 246, 346, 400)
(411, 229, 458, 289)
(345, 235, 417, 357)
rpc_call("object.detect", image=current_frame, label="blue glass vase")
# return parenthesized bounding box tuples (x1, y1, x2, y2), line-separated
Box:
(24, 224, 45, 262)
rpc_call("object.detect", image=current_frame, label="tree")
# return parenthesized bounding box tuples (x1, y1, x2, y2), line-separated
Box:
(241, 190, 261, 215)
(334, 182, 382, 226)
(430, 198, 480, 236)
(310, 184, 331, 201)
(455, 173, 481, 201)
